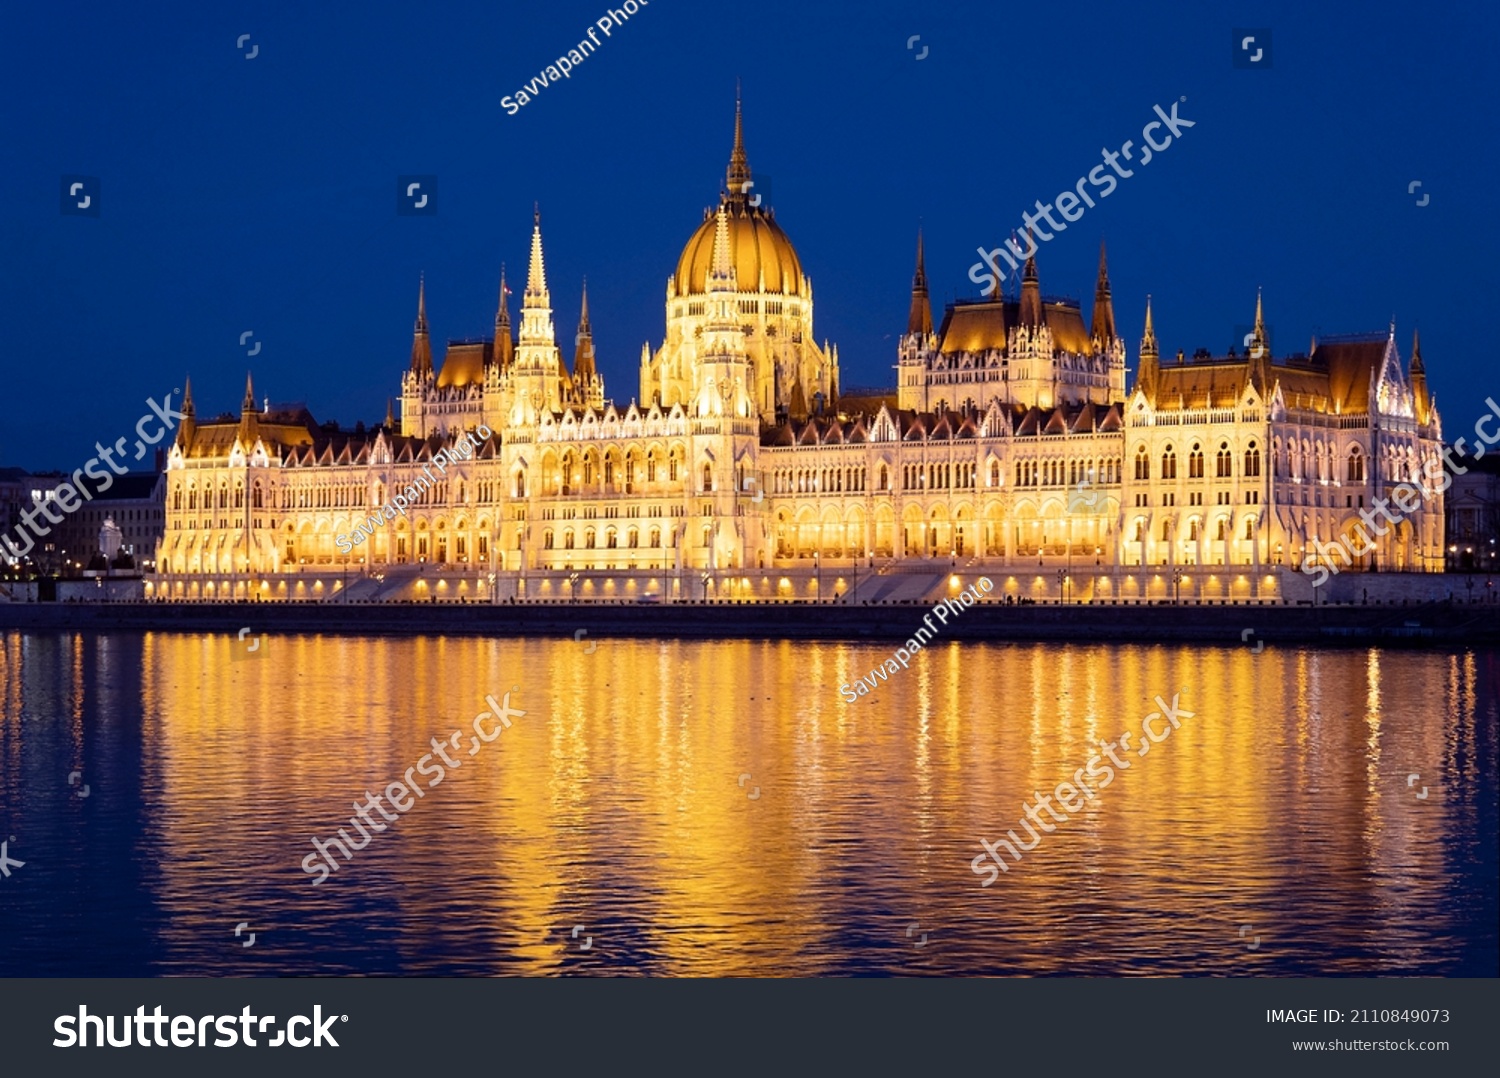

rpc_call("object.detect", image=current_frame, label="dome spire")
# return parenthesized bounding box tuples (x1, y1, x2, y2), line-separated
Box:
(726, 85, 752, 206)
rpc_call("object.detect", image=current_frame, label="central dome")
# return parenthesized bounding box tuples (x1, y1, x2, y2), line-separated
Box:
(671, 96, 804, 299)
(674, 202, 804, 298)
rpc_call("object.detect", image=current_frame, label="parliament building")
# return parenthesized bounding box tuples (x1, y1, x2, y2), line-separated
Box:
(150, 102, 1447, 604)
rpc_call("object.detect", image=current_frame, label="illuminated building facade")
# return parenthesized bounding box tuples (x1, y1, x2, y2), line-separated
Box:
(152, 102, 1446, 602)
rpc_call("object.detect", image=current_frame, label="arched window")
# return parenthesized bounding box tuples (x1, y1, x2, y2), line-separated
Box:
(543, 529, 554, 549)
(1189, 444, 1204, 479)
(1135, 446, 1150, 480)
(1189, 520, 1200, 541)
(879, 465, 889, 491)
(1347, 448, 1365, 482)
(585, 528, 596, 549)
(1216, 518, 1228, 541)
(650, 526, 661, 547)
(1244, 442, 1261, 478)
(1162, 520, 1173, 541)
(1162, 445, 1177, 480)
(989, 461, 999, 487)
(515, 471, 526, 498)
(563, 529, 574, 549)
(702, 463, 713, 492)
(252, 483, 262, 509)
(606, 528, 617, 549)
(1216, 442, 1232, 478)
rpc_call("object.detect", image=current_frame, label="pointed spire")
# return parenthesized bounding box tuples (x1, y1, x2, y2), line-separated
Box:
(385, 398, 395, 429)
(907, 228, 932, 336)
(789, 377, 808, 420)
(177, 375, 196, 446)
(1246, 288, 1272, 391)
(409, 274, 433, 374)
(1137, 295, 1159, 400)
(725, 87, 753, 207)
(708, 205, 736, 290)
(1410, 328, 1431, 425)
(493, 264, 514, 369)
(572, 278, 597, 387)
(1019, 229, 1042, 327)
(524, 209, 549, 306)
(238, 371, 260, 445)
(1091, 240, 1116, 344)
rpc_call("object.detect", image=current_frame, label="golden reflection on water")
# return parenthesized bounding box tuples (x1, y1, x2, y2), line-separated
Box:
(2, 631, 1494, 975)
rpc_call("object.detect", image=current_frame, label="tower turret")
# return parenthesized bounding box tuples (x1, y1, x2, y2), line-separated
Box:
(494, 265, 514, 370)
(1410, 329, 1431, 426)
(409, 276, 432, 375)
(1091, 241, 1116, 344)
(907, 229, 933, 336)
(1137, 295, 1159, 400)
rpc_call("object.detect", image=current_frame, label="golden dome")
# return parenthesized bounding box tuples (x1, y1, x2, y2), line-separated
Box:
(672, 94, 804, 299)
(674, 202, 804, 298)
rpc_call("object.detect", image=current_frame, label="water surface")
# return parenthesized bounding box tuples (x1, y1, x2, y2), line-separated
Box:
(1, 631, 1495, 975)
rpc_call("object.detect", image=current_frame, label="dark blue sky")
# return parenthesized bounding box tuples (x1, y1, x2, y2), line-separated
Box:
(3, 0, 1495, 470)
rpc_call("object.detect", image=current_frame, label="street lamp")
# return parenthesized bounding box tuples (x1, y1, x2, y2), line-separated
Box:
(568, 571, 580, 602)
(813, 550, 821, 603)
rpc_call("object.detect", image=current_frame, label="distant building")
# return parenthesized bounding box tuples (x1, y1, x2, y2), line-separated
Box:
(1445, 450, 1500, 572)
(0, 471, 163, 573)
